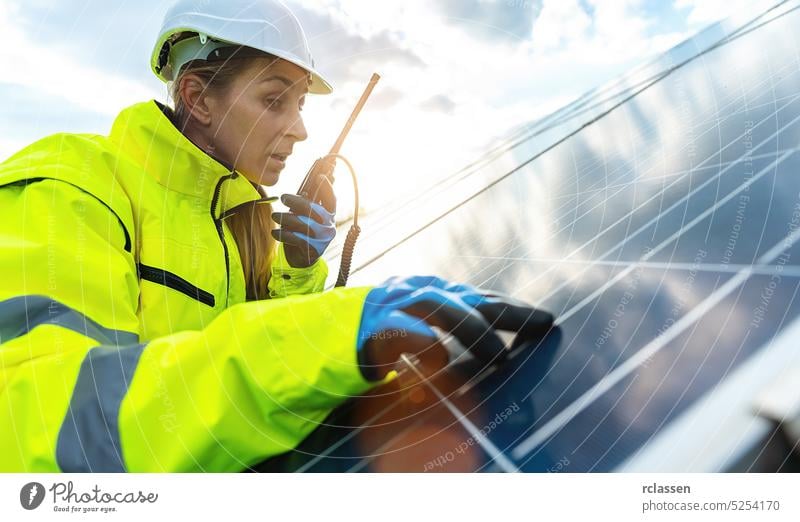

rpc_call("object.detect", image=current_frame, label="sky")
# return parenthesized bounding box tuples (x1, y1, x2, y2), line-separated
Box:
(0, 0, 779, 218)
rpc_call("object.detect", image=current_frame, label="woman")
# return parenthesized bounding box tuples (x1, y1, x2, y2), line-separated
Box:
(0, 0, 553, 472)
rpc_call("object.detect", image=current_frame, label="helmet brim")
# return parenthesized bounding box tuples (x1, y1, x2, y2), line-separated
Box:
(151, 33, 334, 95)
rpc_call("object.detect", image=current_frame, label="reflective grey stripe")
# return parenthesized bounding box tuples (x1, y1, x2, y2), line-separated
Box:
(56, 343, 146, 472)
(0, 295, 138, 345)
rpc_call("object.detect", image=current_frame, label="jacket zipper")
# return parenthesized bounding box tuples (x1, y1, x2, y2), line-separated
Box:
(137, 263, 215, 307)
(210, 171, 238, 306)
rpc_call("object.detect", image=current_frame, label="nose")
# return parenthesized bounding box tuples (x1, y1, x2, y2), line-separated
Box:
(288, 112, 308, 143)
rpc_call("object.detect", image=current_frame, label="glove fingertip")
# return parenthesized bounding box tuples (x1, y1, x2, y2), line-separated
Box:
(529, 309, 555, 330)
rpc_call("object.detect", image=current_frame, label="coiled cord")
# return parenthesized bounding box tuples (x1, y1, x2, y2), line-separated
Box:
(325, 153, 360, 287)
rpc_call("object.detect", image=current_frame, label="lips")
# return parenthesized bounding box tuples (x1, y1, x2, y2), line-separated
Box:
(269, 154, 287, 169)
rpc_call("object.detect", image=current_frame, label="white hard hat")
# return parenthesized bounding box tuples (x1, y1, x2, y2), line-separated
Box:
(151, 0, 332, 94)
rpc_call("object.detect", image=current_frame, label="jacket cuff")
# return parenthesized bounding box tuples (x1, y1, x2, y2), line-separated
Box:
(268, 242, 329, 298)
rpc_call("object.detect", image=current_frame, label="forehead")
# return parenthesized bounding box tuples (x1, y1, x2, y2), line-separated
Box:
(246, 57, 311, 94)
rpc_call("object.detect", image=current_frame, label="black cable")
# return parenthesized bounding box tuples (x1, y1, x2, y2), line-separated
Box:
(325, 153, 360, 287)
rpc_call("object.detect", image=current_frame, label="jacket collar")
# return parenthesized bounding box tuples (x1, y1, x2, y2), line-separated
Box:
(107, 100, 266, 218)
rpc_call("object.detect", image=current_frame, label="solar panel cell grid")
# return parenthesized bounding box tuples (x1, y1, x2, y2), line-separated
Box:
(251, 1, 800, 473)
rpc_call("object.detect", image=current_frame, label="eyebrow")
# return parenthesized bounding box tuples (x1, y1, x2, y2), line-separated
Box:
(260, 75, 311, 92)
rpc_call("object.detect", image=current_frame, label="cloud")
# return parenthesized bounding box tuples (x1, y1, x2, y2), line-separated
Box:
(0, 1, 159, 116)
(420, 94, 457, 115)
(0, 0, 717, 217)
(0, 82, 111, 135)
(531, 0, 593, 51)
(289, 1, 427, 89)
(281, 0, 698, 214)
(432, 0, 544, 44)
(529, 0, 688, 64)
(0, 82, 115, 160)
(9, 0, 171, 88)
(674, 0, 779, 26)
(364, 86, 406, 110)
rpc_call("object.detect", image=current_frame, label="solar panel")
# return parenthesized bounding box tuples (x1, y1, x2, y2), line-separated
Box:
(253, 1, 800, 473)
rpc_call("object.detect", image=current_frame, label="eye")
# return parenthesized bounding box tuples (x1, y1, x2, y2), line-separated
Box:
(265, 98, 283, 110)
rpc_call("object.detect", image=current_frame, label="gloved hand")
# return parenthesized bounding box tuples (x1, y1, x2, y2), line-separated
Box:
(356, 275, 555, 381)
(271, 192, 336, 268)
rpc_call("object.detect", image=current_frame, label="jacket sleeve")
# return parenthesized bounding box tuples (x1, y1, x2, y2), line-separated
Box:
(267, 242, 330, 298)
(0, 179, 374, 472)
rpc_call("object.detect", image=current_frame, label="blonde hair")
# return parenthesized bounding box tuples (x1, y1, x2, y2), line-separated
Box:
(170, 53, 278, 301)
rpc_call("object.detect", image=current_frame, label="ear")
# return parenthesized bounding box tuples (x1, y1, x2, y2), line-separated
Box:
(177, 73, 214, 127)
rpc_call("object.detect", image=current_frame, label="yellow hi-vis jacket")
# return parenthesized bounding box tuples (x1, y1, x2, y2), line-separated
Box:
(0, 100, 375, 472)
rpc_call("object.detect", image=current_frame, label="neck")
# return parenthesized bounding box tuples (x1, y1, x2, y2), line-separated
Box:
(180, 120, 216, 158)
(160, 103, 218, 159)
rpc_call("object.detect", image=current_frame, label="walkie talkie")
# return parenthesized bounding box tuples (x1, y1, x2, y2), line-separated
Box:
(297, 73, 380, 207)
(297, 73, 380, 286)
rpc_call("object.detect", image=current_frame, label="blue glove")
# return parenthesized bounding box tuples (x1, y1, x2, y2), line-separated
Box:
(356, 275, 554, 381)
(271, 193, 336, 268)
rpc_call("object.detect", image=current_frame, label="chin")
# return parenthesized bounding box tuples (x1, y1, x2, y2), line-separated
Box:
(258, 171, 280, 186)
(239, 168, 278, 187)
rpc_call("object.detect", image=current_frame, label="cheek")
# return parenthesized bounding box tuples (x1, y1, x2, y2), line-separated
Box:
(237, 110, 275, 149)
(213, 118, 245, 155)
(219, 98, 284, 164)
(220, 114, 261, 158)
(252, 114, 284, 146)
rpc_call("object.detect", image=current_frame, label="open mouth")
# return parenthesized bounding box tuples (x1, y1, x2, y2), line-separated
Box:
(269, 154, 287, 170)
